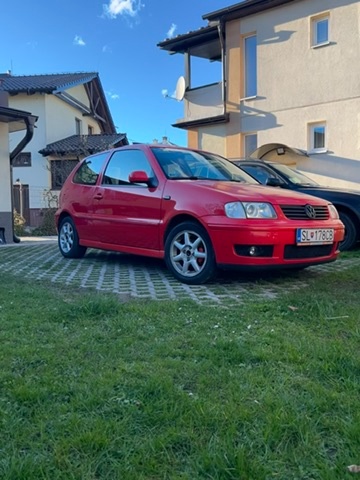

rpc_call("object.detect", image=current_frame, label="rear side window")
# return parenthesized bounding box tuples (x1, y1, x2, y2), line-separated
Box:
(102, 149, 154, 186)
(73, 153, 108, 185)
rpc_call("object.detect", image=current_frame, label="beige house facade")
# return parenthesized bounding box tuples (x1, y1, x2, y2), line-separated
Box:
(1, 73, 128, 228)
(158, 0, 360, 190)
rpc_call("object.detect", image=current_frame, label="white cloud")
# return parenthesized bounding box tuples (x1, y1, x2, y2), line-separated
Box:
(106, 90, 120, 100)
(103, 0, 143, 19)
(73, 35, 86, 46)
(102, 45, 111, 53)
(167, 23, 177, 39)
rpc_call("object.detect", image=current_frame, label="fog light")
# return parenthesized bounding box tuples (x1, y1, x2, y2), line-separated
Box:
(249, 246, 257, 256)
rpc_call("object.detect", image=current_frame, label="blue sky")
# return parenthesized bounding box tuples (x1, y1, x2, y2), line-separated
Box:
(0, 0, 234, 146)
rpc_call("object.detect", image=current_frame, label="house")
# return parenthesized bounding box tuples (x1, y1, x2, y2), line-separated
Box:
(0, 72, 128, 227)
(0, 89, 38, 243)
(158, 0, 360, 190)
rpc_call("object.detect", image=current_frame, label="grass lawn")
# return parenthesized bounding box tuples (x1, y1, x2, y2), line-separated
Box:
(0, 251, 359, 479)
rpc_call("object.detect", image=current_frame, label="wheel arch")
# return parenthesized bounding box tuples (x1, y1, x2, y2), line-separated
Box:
(334, 205, 360, 239)
(57, 211, 74, 231)
(163, 214, 208, 246)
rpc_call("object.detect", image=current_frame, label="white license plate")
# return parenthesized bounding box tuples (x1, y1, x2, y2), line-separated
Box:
(296, 228, 334, 245)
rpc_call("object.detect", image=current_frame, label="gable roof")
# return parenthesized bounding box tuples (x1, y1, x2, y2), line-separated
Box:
(39, 133, 129, 157)
(0, 72, 99, 94)
(0, 72, 116, 134)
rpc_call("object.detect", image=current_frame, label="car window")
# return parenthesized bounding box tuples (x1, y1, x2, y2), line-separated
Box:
(241, 165, 280, 185)
(271, 164, 319, 186)
(151, 147, 258, 184)
(103, 149, 155, 186)
(73, 152, 108, 185)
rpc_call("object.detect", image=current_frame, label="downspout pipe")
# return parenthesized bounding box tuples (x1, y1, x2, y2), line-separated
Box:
(217, 21, 226, 116)
(10, 114, 37, 164)
(9, 114, 38, 242)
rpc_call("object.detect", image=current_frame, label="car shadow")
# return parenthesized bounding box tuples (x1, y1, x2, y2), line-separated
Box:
(84, 249, 323, 285)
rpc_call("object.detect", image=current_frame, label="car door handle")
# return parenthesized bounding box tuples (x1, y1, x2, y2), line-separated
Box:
(93, 193, 103, 200)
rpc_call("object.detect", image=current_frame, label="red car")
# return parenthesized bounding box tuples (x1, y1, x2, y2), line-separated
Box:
(55, 144, 344, 284)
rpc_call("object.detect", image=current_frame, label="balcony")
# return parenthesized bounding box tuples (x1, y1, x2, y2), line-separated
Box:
(174, 82, 228, 128)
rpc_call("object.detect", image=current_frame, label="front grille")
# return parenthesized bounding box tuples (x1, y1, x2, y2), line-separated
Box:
(284, 244, 333, 259)
(280, 205, 329, 220)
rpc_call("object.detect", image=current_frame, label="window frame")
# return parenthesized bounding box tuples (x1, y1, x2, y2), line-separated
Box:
(311, 13, 330, 48)
(13, 152, 32, 167)
(242, 34, 257, 100)
(243, 133, 258, 157)
(308, 122, 327, 154)
(75, 117, 82, 135)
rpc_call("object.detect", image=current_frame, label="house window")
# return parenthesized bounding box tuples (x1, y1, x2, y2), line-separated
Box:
(51, 159, 79, 190)
(88, 125, 94, 135)
(13, 152, 32, 167)
(311, 14, 329, 47)
(308, 123, 326, 153)
(75, 118, 82, 135)
(244, 134, 258, 157)
(244, 34, 257, 98)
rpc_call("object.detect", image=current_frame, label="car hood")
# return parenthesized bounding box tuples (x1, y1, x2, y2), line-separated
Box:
(167, 180, 329, 205)
(299, 185, 360, 198)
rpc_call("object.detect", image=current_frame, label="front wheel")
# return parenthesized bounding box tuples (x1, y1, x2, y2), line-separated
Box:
(164, 222, 217, 284)
(58, 217, 87, 258)
(338, 211, 358, 251)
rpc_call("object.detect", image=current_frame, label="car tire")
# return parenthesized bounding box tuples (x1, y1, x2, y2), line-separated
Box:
(165, 222, 217, 284)
(338, 211, 358, 251)
(58, 217, 87, 259)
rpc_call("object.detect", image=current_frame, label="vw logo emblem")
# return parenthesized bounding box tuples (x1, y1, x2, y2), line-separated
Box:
(305, 204, 316, 219)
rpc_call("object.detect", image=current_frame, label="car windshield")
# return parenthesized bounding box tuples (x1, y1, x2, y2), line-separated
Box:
(151, 147, 259, 184)
(271, 164, 319, 186)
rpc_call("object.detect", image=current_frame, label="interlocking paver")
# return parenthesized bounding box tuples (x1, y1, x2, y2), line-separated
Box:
(0, 240, 358, 306)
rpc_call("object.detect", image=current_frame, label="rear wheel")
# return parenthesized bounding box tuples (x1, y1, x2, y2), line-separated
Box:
(58, 217, 87, 258)
(165, 222, 217, 284)
(338, 211, 358, 251)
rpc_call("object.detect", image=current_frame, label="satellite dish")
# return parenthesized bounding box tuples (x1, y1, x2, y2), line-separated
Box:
(175, 76, 186, 101)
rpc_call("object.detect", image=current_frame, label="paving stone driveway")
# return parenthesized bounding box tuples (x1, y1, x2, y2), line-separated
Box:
(0, 239, 358, 307)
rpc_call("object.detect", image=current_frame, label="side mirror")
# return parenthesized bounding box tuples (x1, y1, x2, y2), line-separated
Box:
(128, 170, 158, 187)
(266, 177, 283, 187)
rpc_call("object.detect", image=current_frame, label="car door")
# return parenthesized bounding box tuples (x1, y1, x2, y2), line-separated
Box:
(68, 152, 109, 241)
(92, 148, 164, 250)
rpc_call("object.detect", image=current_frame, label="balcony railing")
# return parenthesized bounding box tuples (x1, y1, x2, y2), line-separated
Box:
(175, 82, 224, 125)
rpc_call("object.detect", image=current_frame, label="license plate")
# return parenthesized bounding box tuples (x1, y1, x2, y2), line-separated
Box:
(296, 228, 334, 245)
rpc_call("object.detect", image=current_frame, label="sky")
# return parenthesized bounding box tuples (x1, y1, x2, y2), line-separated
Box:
(0, 0, 235, 146)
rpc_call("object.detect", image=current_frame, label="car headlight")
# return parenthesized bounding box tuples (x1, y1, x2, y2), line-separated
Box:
(328, 204, 339, 219)
(225, 202, 277, 219)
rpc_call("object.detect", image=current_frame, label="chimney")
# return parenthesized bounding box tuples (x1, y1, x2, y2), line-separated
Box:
(162, 136, 168, 144)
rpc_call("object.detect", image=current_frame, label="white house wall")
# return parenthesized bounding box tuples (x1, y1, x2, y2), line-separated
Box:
(8, 88, 102, 212)
(9, 94, 48, 210)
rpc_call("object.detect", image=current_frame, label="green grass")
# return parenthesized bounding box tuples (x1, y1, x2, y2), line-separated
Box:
(0, 259, 359, 479)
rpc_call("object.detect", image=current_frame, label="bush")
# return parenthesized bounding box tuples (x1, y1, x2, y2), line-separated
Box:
(13, 209, 26, 237)
(32, 208, 57, 236)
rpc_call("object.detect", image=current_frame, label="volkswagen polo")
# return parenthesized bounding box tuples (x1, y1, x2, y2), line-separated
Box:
(55, 144, 344, 284)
